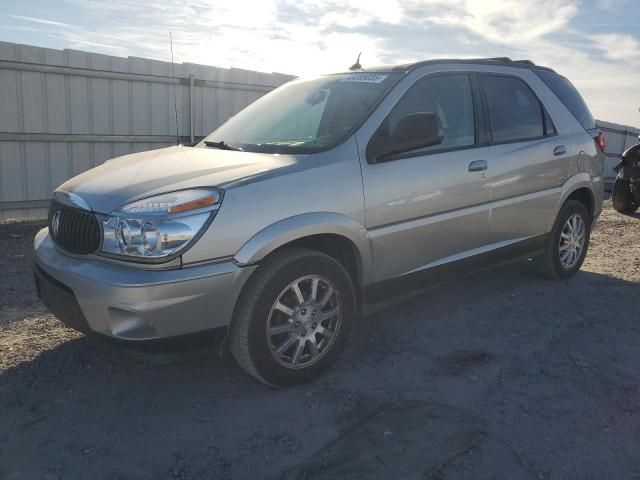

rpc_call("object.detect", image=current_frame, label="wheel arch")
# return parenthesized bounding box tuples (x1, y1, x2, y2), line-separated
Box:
(556, 174, 597, 221)
(233, 212, 373, 291)
(567, 187, 594, 218)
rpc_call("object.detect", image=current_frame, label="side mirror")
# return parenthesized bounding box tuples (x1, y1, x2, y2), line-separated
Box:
(368, 112, 444, 163)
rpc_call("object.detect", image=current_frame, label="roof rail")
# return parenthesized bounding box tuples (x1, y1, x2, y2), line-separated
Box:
(513, 59, 536, 66)
(485, 58, 536, 66)
(392, 57, 555, 73)
(486, 57, 514, 62)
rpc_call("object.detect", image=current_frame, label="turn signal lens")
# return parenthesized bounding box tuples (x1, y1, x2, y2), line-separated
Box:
(122, 189, 221, 215)
(169, 195, 216, 214)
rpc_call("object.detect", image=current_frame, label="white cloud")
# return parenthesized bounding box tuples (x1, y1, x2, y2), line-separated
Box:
(6, 0, 640, 125)
(591, 33, 640, 62)
(404, 0, 579, 44)
(9, 15, 75, 28)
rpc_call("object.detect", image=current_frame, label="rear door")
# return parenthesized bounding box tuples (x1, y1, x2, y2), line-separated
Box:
(479, 73, 570, 244)
(358, 72, 492, 283)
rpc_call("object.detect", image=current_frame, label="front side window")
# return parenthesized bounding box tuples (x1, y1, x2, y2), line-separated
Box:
(200, 72, 401, 154)
(374, 74, 476, 155)
(483, 75, 546, 143)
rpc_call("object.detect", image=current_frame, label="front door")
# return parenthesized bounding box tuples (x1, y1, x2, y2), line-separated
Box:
(358, 73, 492, 283)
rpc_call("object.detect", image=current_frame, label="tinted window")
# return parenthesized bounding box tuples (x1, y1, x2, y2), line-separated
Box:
(484, 75, 544, 143)
(534, 69, 596, 130)
(544, 109, 556, 135)
(381, 74, 475, 153)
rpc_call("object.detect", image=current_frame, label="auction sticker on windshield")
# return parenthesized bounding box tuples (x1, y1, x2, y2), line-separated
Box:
(340, 73, 388, 83)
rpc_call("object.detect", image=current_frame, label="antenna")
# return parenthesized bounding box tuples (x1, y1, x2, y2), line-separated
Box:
(170, 32, 180, 146)
(349, 52, 362, 71)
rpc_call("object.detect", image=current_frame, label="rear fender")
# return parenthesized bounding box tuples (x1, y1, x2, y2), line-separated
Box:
(552, 173, 599, 226)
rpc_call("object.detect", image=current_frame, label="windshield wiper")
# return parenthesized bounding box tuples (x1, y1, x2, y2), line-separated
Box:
(203, 140, 244, 151)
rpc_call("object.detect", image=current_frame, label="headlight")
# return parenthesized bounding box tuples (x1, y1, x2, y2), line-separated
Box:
(101, 189, 222, 260)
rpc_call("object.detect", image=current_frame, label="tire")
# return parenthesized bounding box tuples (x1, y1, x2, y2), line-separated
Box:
(611, 176, 638, 213)
(539, 199, 591, 279)
(229, 247, 356, 387)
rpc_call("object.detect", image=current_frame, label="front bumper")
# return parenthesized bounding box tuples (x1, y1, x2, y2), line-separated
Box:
(33, 228, 256, 341)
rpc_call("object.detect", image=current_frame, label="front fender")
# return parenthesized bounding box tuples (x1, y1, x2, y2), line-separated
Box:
(233, 212, 374, 284)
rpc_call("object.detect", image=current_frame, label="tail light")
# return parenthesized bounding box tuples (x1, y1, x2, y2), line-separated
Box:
(595, 132, 605, 153)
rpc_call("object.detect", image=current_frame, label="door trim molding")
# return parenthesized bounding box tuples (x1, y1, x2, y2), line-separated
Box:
(397, 235, 531, 278)
(363, 234, 547, 304)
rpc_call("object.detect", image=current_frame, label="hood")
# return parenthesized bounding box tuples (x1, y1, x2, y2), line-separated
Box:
(57, 146, 300, 213)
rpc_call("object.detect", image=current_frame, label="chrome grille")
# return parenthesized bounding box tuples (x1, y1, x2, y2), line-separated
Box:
(48, 200, 100, 255)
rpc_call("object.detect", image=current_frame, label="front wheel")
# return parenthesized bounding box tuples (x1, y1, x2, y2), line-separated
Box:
(229, 247, 355, 386)
(539, 200, 591, 279)
(612, 176, 638, 213)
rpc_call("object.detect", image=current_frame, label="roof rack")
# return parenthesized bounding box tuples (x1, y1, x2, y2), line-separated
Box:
(391, 57, 555, 73)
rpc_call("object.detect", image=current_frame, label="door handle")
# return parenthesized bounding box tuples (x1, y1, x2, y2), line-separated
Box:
(468, 160, 488, 172)
(553, 145, 567, 156)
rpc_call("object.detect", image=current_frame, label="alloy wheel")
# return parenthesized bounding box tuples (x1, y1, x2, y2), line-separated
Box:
(558, 213, 586, 269)
(266, 275, 342, 369)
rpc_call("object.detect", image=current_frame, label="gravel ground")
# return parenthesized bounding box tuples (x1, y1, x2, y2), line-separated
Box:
(1, 202, 639, 479)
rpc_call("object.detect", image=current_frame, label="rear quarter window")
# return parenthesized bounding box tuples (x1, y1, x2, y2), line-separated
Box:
(534, 70, 596, 130)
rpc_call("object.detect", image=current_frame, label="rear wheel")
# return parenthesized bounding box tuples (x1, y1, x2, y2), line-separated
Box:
(539, 200, 591, 279)
(230, 247, 355, 386)
(612, 176, 638, 213)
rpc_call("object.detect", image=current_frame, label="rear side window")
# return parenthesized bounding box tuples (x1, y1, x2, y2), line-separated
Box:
(483, 75, 545, 143)
(534, 70, 596, 130)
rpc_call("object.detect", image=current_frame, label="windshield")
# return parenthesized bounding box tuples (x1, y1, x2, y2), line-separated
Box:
(199, 72, 402, 154)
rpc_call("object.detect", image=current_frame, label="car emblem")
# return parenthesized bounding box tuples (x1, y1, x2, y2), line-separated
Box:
(51, 209, 61, 237)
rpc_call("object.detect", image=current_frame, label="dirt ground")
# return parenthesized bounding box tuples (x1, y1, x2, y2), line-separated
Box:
(1, 202, 639, 479)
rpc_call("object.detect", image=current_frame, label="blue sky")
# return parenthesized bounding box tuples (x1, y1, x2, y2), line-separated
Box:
(1, 0, 639, 125)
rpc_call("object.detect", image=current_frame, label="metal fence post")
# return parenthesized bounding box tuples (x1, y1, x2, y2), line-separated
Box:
(189, 74, 195, 145)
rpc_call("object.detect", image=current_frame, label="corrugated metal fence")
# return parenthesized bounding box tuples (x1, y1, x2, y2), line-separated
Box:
(0, 41, 294, 221)
(596, 120, 640, 187)
(1, 41, 638, 221)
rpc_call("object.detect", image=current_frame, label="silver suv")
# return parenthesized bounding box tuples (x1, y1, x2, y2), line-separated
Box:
(34, 58, 604, 386)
